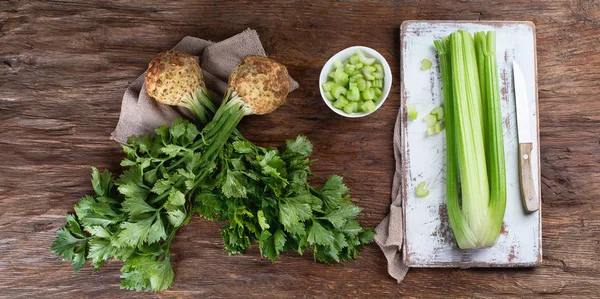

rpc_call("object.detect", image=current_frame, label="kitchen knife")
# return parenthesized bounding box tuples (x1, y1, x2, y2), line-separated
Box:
(513, 60, 539, 213)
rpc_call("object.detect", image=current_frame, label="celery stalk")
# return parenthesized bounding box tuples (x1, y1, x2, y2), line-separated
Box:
(435, 30, 506, 249)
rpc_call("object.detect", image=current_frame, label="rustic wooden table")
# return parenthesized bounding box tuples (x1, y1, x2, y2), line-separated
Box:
(1, 1, 599, 297)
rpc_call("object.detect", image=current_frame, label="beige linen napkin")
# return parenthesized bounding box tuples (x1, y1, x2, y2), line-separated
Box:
(111, 29, 299, 143)
(374, 110, 410, 282)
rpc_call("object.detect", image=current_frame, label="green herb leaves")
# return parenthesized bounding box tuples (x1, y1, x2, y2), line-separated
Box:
(52, 119, 372, 292)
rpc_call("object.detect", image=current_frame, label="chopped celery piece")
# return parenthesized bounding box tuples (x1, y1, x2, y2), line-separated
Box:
(354, 63, 364, 69)
(333, 67, 349, 85)
(363, 69, 375, 80)
(356, 79, 367, 91)
(343, 102, 358, 114)
(322, 81, 336, 92)
(363, 65, 376, 73)
(323, 91, 335, 101)
(424, 114, 437, 127)
(434, 121, 443, 133)
(408, 111, 418, 121)
(421, 58, 432, 71)
(374, 88, 382, 97)
(366, 80, 372, 89)
(426, 126, 436, 136)
(347, 87, 360, 101)
(351, 73, 364, 80)
(334, 60, 343, 69)
(332, 97, 349, 109)
(328, 71, 335, 79)
(416, 181, 429, 197)
(373, 79, 383, 88)
(407, 104, 418, 120)
(374, 64, 383, 73)
(344, 64, 356, 75)
(332, 85, 347, 100)
(349, 54, 360, 65)
(349, 83, 357, 90)
(431, 106, 444, 120)
(361, 100, 376, 113)
(374, 72, 384, 79)
(362, 88, 375, 100)
(357, 50, 376, 65)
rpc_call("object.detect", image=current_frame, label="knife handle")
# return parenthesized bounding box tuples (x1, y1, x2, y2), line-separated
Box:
(519, 142, 539, 212)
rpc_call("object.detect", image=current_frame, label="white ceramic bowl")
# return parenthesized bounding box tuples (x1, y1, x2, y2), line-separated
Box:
(319, 46, 392, 118)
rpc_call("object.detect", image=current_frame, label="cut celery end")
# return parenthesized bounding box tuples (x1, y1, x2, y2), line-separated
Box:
(322, 83, 330, 92)
(354, 63, 364, 69)
(357, 79, 367, 91)
(363, 72, 375, 81)
(416, 181, 430, 197)
(361, 100, 376, 113)
(424, 114, 437, 127)
(343, 102, 358, 114)
(349, 83, 357, 90)
(332, 85, 347, 100)
(349, 54, 360, 65)
(421, 58, 433, 71)
(431, 106, 444, 121)
(332, 97, 349, 109)
(328, 71, 335, 79)
(374, 72, 384, 79)
(374, 64, 383, 73)
(407, 104, 418, 120)
(323, 91, 335, 101)
(366, 80, 372, 89)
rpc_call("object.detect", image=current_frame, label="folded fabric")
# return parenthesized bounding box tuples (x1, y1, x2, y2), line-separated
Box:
(374, 110, 410, 282)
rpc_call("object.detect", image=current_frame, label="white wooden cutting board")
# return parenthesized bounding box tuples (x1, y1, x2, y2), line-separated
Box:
(400, 21, 542, 267)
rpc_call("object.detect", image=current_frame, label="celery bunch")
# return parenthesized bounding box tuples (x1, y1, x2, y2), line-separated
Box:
(434, 30, 506, 249)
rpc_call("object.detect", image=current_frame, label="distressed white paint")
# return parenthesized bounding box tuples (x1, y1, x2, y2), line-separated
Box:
(401, 21, 541, 267)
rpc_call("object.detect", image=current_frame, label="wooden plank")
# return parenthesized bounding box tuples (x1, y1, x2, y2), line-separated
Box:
(1, 1, 600, 297)
(401, 21, 542, 267)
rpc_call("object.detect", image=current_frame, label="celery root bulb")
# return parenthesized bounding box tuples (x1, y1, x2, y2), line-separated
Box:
(145, 50, 205, 106)
(228, 55, 290, 115)
(144, 50, 215, 123)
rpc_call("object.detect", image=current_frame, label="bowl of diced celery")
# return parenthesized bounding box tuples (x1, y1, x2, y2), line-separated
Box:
(319, 46, 392, 117)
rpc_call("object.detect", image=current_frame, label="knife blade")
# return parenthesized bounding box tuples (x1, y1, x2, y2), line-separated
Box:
(513, 60, 539, 213)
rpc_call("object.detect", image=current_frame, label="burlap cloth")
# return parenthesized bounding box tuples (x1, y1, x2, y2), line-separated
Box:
(110, 28, 405, 283)
(374, 109, 410, 282)
(111, 28, 299, 143)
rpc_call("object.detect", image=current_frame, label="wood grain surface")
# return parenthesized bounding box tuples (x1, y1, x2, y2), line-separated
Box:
(1, 1, 599, 298)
